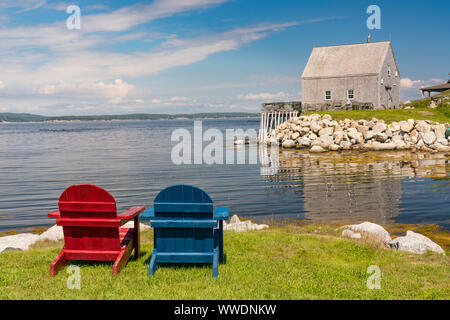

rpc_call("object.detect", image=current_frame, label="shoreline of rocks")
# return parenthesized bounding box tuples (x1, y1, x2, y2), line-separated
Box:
(0, 218, 445, 256)
(0, 222, 151, 253)
(0, 216, 270, 253)
(224, 215, 269, 232)
(341, 222, 445, 255)
(266, 113, 450, 153)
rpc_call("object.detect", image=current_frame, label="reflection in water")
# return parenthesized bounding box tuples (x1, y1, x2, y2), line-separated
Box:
(0, 119, 448, 231)
(263, 150, 450, 226)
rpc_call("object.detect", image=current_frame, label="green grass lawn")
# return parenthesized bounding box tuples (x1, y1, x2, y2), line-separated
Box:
(309, 91, 450, 124)
(311, 108, 449, 124)
(0, 225, 448, 300)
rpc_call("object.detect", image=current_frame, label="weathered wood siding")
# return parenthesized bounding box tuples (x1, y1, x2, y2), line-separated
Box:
(301, 75, 379, 106)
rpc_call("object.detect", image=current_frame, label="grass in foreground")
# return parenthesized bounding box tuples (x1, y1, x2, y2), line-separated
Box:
(0, 225, 448, 300)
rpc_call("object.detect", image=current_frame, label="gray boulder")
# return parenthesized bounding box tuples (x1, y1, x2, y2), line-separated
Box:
(389, 231, 445, 255)
(319, 127, 334, 137)
(415, 121, 431, 133)
(328, 144, 341, 151)
(347, 130, 363, 142)
(0, 233, 40, 253)
(394, 140, 407, 149)
(422, 132, 436, 145)
(374, 132, 388, 142)
(333, 131, 345, 144)
(282, 139, 296, 148)
(364, 130, 375, 140)
(310, 145, 326, 153)
(344, 222, 391, 243)
(436, 138, 449, 146)
(121, 221, 151, 231)
(340, 140, 352, 150)
(341, 229, 362, 239)
(298, 137, 312, 147)
(372, 122, 387, 133)
(230, 214, 240, 224)
(2, 247, 22, 252)
(400, 121, 414, 133)
(434, 124, 446, 139)
(367, 142, 396, 151)
(310, 122, 322, 133)
(318, 135, 334, 148)
(38, 225, 64, 242)
(224, 215, 269, 232)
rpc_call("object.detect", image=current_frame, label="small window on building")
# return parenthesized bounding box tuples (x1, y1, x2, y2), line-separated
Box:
(325, 90, 331, 100)
(347, 89, 354, 100)
(380, 78, 384, 85)
(387, 66, 391, 77)
(395, 70, 398, 77)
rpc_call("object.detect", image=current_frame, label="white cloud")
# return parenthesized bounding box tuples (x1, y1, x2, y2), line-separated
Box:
(0, 0, 47, 11)
(400, 77, 443, 89)
(38, 79, 135, 104)
(186, 74, 299, 92)
(0, 1, 333, 114)
(85, 5, 110, 11)
(400, 78, 424, 88)
(82, 0, 230, 33)
(0, 80, 5, 90)
(170, 96, 190, 102)
(0, 22, 300, 88)
(400, 78, 444, 101)
(238, 92, 290, 101)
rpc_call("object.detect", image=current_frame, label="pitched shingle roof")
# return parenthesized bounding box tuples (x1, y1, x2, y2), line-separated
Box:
(302, 41, 393, 79)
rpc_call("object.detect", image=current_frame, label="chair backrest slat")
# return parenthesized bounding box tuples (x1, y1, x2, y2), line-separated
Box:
(59, 201, 117, 213)
(57, 184, 121, 251)
(154, 185, 213, 218)
(152, 185, 216, 254)
(154, 202, 213, 213)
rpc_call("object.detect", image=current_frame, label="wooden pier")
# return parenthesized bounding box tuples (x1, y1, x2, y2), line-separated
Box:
(258, 102, 301, 143)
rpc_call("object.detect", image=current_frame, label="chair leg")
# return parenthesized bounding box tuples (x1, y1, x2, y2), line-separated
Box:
(148, 250, 157, 276)
(212, 248, 219, 278)
(113, 238, 134, 275)
(219, 221, 224, 263)
(50, 250, 67, 277)
(134, 216, 140, 259)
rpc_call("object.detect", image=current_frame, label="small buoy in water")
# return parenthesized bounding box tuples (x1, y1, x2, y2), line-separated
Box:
(234, 137, 250, 145)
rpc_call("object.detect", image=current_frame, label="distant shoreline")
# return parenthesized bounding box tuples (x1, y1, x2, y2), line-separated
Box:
(0, 113, 260, 123)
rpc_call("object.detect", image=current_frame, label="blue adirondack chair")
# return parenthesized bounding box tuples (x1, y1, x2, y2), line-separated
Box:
(141, 185, 229, 278)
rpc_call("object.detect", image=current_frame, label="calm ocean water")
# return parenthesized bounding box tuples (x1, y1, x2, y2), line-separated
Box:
(0, 118, 449, 231)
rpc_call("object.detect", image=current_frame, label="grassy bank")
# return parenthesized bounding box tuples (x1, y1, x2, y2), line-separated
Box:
(309, 90, 450, 124)
(0, 224, 448, 300)
(311, 108, 449, 124)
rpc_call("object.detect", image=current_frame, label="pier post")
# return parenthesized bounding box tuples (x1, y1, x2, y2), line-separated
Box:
(259, 102, 301, 143)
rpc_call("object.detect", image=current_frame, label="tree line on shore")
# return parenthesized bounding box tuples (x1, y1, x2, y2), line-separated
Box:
(0, 112, 259, 123)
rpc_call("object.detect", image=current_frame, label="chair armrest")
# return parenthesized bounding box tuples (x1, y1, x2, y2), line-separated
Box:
(214, 207, 229, 220)
(48, 210, 61, 219)
(117, 206, 146, 220)
(140, 207, 155, 221)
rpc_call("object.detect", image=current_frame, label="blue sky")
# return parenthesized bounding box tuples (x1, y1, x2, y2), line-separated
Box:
(0, 0, 449, 115)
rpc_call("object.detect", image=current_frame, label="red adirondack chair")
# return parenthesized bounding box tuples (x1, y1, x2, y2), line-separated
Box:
(48, 184, 145, 276)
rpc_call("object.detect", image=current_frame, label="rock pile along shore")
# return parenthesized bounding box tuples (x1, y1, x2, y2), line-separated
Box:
(266, 113, 450, 153)
(341, 222, 445, 255)
(1, 221, 444, 256)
